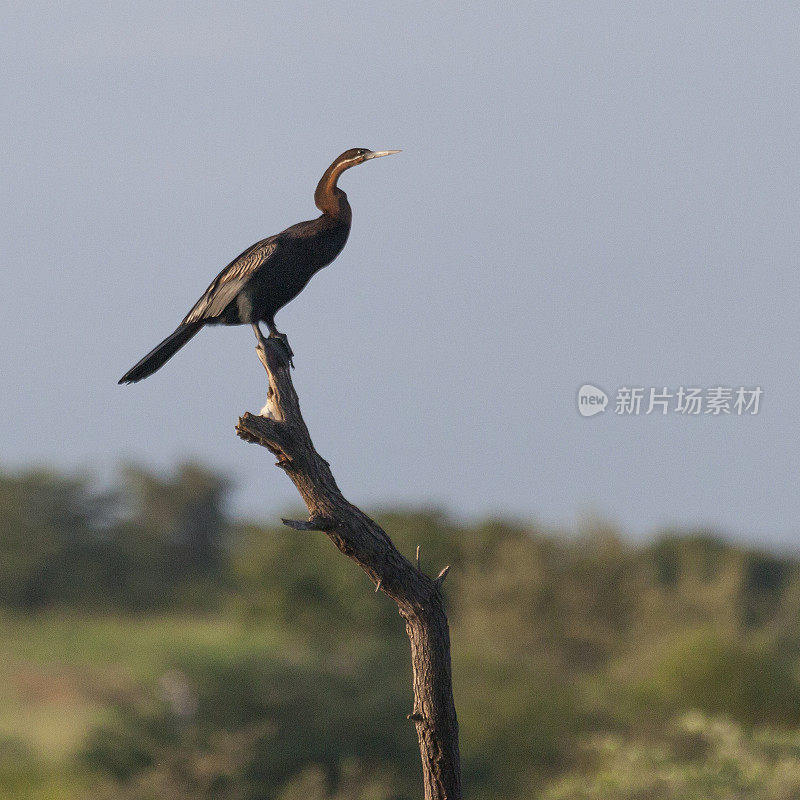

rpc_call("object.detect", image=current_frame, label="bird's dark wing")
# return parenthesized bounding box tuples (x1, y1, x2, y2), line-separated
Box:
(182, 237, 278, 324)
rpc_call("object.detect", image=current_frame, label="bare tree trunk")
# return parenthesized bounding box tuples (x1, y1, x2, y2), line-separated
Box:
(235, 341, 463, 800)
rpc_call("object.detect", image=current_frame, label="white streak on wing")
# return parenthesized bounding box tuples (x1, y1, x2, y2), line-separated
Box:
(183, 240, 278, 323)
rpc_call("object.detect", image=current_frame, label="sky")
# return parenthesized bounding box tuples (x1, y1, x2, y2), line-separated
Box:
(2, 2, 799, 544)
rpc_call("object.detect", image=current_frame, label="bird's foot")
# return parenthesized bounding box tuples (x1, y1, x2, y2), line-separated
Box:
(268, 331, 294, 368)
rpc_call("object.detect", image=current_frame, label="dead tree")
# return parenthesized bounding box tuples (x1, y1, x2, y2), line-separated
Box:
(235, 340, 462, 800)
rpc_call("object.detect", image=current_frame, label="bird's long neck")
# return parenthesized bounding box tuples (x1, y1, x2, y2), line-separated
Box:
(314, 161, 352, 222)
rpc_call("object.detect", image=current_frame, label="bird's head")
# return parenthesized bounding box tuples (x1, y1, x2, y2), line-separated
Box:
(316, 148, 400, 215)
(333, 148, 402, 172)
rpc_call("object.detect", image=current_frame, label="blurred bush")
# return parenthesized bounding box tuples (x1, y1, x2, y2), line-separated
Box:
(541, 712, 800, 800)
(3, 464, 800, 798)
(0, 464, 228, 611)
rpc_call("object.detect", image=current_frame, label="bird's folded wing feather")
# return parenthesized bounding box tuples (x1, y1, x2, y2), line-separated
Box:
(182, 238, 278, 323)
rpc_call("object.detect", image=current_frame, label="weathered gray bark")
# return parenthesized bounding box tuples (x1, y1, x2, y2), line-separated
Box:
(235, 341, 462, 800)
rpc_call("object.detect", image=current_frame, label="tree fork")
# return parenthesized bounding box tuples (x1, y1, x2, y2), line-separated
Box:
(235, 341, 462, 800)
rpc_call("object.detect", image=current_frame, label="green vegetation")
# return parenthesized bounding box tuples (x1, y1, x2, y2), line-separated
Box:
(542, 713, 800, 800)
(2, 464, 800, 798)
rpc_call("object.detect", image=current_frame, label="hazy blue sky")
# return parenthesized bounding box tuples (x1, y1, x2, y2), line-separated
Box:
(2, 2, 799, 543)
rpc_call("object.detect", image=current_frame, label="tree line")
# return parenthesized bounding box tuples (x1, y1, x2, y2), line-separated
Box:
(3, 463, 800, 798)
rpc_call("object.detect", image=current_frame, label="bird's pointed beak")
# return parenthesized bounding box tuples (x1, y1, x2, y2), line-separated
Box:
(365, 149, 401, 160)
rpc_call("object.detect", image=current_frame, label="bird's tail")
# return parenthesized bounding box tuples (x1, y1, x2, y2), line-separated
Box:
(118, 322, 203, 384)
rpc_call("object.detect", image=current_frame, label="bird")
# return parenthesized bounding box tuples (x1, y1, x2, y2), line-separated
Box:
(118, 148, 400, 384)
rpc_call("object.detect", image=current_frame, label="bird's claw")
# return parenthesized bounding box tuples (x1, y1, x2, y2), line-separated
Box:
(268, 332, 294, 368)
